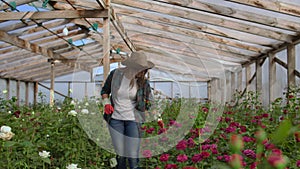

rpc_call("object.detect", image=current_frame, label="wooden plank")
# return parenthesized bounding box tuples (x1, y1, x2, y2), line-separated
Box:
(6, 79, 10, 100)
(115, 41, 242, 73)
(0, 30, 62, 59)
(158, 0, 300, 32)
(25, 82, 29, 106)
(246, 65, 251, 92)
(0, 46, 20, 55)
(52, 0, 136, 52)
(225, 70, 231, 102)
(110, 9, 136, 51)
(112, 0, 293, 42)
(0, 0, 36, 10)
(21, 25, 79, 41)
(121, 18, 269, 53)
(227, 0, 300, 17)
(0, 56, 46, 75)
(19, 64, 72, 81)
(237, 70, 243, 91)
(16, 80, 20, 106)
(114, 6, 272, 52)
(34, 82, 38, 104)
(0, 20, 37, 32)
(0, 52, 38, 64)
(0, 9, 109, 20)
(287, 43, 296, 87)
(35, 69, 79, 82)
(102, 7, 111, 82)
(0, 55, 46, 72)
(256, 59, 262, 101)
(50, 62, 55, 106)
(128, 31, 251, 62)
(231, 71, 236, 100)
(269, 53, 276, 104)
(13, 19, 70, 37)
(50, 0, 103, 9)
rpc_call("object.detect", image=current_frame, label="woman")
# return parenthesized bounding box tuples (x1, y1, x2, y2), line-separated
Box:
(101, 51, 154, 169)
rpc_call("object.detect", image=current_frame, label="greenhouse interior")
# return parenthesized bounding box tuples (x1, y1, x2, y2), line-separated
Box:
(0, 0, 300, 169)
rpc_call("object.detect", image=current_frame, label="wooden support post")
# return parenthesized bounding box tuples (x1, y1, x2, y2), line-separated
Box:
(171, 82, 174, 98)
(16, 80, 20, 106)
(189, 82, 191, 98)
(246, 65, 251, 92)
(237, 70, 243, 92)
(102, 4, 111, 83)
(25, 82, 29, 106)
(68, 82, 71, 97)
(207, 80, 211, 101)
(225, 71, 231, 102)
(50, 62, 55, 106)
(256, 59, 262, 101)
(231, 72, 236, 100)
(85, 82, 88, 98)
(34, 82, 38, 105)
(6, 79, 10, 100)
(287, 44, 296, 89)
(269, 53, 276, 104)
(210, 78, 221, 103)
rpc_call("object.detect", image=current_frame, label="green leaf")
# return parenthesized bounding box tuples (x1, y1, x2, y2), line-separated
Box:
(20, 141, 34, 147)
(42, 158, 51, 164)
(4, 141, 17, 147)
(271, 119, 292, 144)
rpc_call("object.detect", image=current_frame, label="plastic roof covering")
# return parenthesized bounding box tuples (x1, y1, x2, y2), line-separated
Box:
(0, 0, 300, 82)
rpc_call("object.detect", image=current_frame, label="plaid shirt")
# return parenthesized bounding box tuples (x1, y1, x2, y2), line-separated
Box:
(101, 68, 153, 122)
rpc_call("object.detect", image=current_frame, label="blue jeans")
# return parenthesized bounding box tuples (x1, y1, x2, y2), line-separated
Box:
(109, 118, 141, 169)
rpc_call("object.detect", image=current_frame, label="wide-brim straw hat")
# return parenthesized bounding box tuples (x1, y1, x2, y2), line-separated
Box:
(121, 51, 155, 70)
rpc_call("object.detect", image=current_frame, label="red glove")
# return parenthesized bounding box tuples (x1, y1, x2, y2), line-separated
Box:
(157, 118, 164, 129)
(104, 104, 114, 114)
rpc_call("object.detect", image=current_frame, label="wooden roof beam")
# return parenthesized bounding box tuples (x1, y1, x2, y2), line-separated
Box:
(125, 30, 253, 61)
(157, 0, 300, 32)
(0, 0, 37, 10)
(112, 0, 293, 42)
(0, 9, 108, 20)
(51, 0, 136, 52)
(226, 0, 300, 18)
(0, 30, 64, 59)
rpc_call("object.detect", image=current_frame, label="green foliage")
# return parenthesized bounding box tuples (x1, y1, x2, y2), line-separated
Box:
(0, 86, 299, 168)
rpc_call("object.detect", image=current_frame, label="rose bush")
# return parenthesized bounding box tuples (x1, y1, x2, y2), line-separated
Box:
(0, 86, 299, 169)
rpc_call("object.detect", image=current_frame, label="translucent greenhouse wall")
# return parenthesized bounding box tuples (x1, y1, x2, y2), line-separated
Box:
(1, 42, 300, 105)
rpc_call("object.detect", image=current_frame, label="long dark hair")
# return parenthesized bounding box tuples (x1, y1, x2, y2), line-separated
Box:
(129, 69, 148, 89)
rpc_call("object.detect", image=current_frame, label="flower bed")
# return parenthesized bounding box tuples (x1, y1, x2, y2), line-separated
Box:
(0, 87, 299, 169)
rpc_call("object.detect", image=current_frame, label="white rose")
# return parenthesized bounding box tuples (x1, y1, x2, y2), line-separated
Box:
(110, 158, 118, 167)
(1, 126, 12, 133)
(0, 132, 14, 141)
(39, 150, 50, 158)
(68, 110, 77, 116)
(81, 109, 89, 114)
(70, 100, 76, 105)
(66, 164, 81, 169)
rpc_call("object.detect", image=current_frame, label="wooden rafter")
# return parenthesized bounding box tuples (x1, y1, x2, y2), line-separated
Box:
(112, 0, 293, 42)
(226, 0, 300, 17)
(0, 9, 108, 20)
(156, 0, 300, 32)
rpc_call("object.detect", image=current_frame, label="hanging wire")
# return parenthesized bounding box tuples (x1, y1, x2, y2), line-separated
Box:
(65, 0, 132, 60)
